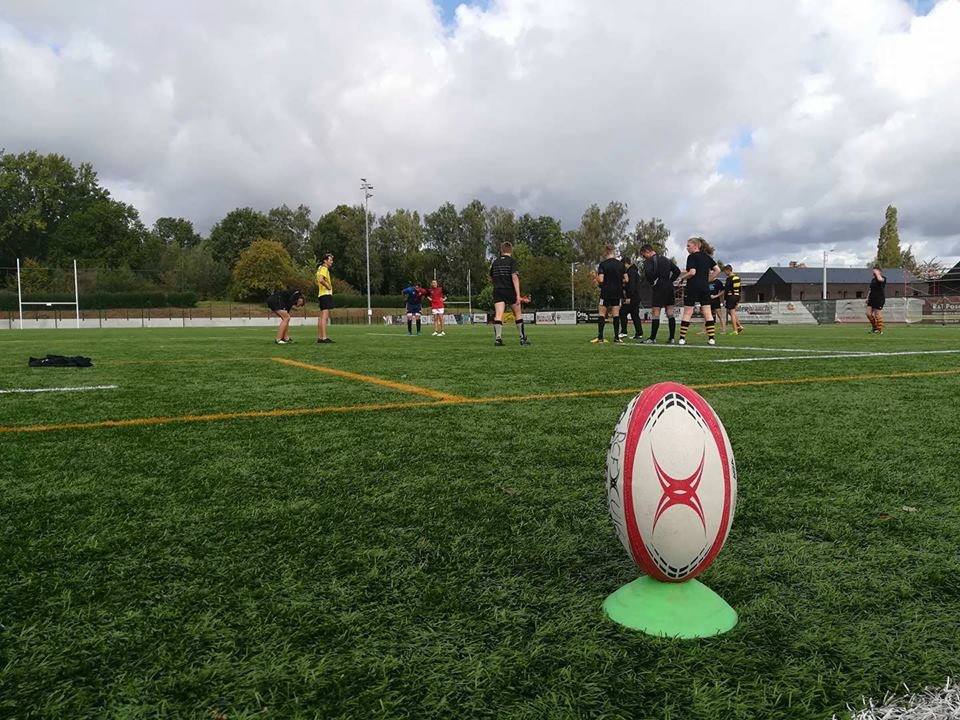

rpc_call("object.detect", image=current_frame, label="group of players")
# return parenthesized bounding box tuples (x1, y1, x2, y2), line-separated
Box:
(400, 280, 450, 336)
(592, 237, 743, 346)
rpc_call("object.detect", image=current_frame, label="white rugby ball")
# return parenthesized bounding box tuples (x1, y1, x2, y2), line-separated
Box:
(605, 382, 737, 582)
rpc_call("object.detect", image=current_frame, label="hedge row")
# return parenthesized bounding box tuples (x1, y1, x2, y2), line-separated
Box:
(0, 291, 198, 310)
(329, 294, 472, 309)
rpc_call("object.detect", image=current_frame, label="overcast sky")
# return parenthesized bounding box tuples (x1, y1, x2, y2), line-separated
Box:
(2, 0, 959, 270)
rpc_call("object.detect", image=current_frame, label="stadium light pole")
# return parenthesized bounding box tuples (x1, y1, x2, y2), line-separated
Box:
(822, 246, 835, 300)
(570, 262, 576, 311)
(361, 178, 374, 324)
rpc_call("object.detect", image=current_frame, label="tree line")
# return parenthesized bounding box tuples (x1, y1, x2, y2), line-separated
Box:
(1, 151, 671, 306)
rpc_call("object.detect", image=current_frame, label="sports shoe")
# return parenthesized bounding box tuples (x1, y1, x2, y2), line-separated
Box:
(665, 339, 675, 345)
(708, 338, 716, 346)
(317, 338, 334, 343)
(735, 327, 744, 335)
(275, 339, 288, 344)
(632, 335, 643, 340)
(618, 332, 629, 338)
(613, 337, 624, 344)
(438, 331, 445, 336)
(643, 338, 657, 344)
(432, 331, 439, 336)
(519, 338, 531, 346)
(678, 338, 686, 345)
(494, 337, 504, 346)
(590, 337, 607, 344)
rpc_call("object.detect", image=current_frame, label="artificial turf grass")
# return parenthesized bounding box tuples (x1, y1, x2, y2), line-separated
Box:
(1, 324, 959, 718)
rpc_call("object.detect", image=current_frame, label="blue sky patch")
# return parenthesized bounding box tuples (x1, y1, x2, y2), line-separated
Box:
(434, 0, 491, 27)
(717, 128, 753, 179)
(909, 0, 938, 16)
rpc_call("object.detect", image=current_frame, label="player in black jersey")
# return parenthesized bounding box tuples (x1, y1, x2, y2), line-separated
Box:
(867, 267, 886, 334)
(593, 244, 626, 344)
(265, 288, 305, 344)
(723, 264, 744, 334)
(709, 277, 726, 333)
(618, 256, 644, 340)
(639, 244, 680, 343)
(677, 237, 720, 345)
(489, 242, 531, 346)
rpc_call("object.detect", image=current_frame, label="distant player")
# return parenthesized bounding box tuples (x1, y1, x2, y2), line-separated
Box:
(593, 244, 626, 344)
(428, 279, 447, 336)
(867, 267, 886, 334)
(266, 288, 305, 344)
(618, 256, 644, 340)
(489, 241, 531, 346)
(710, 277, 726, 333)
(316, 253, 335, 344)
(640, 244, 680, 344)
(723, 264, 744, 334)
(402, 283, 426, 335)
(677, 237, 720, 346)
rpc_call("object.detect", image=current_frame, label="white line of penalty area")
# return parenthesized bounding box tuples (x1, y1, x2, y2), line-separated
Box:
(0, 385, 119, 395)
(713, 349, 960, 363)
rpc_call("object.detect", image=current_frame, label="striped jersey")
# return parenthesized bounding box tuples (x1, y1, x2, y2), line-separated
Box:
(724, 273, 741, 299)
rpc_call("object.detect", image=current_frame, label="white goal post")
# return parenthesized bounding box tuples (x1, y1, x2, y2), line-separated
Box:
(16, 258, 81, 329)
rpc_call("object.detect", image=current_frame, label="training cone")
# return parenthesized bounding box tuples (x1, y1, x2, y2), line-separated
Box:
(603, 575, 737, 639)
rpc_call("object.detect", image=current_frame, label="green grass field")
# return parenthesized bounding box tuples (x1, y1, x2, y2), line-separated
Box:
(2, 322, 959, 719)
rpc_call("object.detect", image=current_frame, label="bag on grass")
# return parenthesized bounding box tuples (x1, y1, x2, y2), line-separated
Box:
(28, 355, 93, 368)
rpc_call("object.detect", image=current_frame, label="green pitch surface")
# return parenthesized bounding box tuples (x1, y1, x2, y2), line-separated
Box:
(2, 323, 959, 719)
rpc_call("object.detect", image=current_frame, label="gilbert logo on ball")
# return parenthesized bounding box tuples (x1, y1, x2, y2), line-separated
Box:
(603, 382, 738, 638)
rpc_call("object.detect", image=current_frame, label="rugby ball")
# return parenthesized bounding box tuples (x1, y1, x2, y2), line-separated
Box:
(605, 382, 737, 582)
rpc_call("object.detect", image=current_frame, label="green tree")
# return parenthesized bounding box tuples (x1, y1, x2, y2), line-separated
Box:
(625, 217, 670, 260)
(874, 205, 902, 267)
(310, 205, 380, 294)
(153, 217, 201, 248)
(485, 206, 517, 257)
(518, 214, 570, 261)
(517, 254, 569, 308)
(231, 239, 296, 301)
(424, 202, 460, 286)
(458, 200, 488, 294)
(48, 197, 147, 267)
(575, 201, 630, 262)
(373, 209, 424, 293)
(268, 204, 313, 264)
(178, 242, 231, 298)
(209, 207, 274, 267)
(0, 150, 104, 266)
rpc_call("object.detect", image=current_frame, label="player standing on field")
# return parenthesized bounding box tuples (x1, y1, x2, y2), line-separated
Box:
(428, 280, 447, 336)
(723, 264, 744, 334)
(593, 244, 626, 344)
(489, 242, 531, 347)
(640, 244, 680, 344)
(867, 267, 886, 334)
(618, 256, 644, 340)
(710, 277, 726, 334)
(402, 283, 426, 335)
(316, 253, 335, 344)
(266, 288, 305, 344)
(677, 237, 721, 346)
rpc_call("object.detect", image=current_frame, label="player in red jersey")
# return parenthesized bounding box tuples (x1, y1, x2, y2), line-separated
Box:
(428, 279, 447, 336)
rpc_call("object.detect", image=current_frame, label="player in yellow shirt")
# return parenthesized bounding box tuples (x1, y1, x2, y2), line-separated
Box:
(316, 253, 335, 343)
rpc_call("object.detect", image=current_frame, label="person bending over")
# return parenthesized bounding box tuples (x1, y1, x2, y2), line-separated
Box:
(266, 288, 305, 344)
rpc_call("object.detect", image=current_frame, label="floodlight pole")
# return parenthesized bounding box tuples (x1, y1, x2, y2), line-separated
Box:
(16, 257, 23, 330)
(361, 178, 374, 324)
(570, 262, 575, 311)
(467, 269, 472, 319)
(822, 250, 827, 300)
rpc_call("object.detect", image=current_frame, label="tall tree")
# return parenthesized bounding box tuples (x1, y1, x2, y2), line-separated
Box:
(458, 199, 488, 294)
(310, 204, 379, 293)
(208, 207, 274, 267)
(625, 217, 670, 259)
(373, 209, 424, 293)
(153, 217, 201, 248)
(48, 197, 147, 267)
(423, 202, 460, 285)
(517, 214, 570, 261)
(875, 205, 902, 267)
(575, 202, 630, 262)
(485, 206, 517, 258)
(268, 204, 313, 265)
(231, 239, 297, 301)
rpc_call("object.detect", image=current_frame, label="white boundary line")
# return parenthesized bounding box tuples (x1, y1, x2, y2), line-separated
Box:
(620, 343, 874, 355)
(714, 349, 960, 363)
(0, 384, 119, 395)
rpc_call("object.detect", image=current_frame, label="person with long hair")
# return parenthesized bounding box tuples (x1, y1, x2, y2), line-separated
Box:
(677, 237, 721, 345)
(266, 288, 305, 344)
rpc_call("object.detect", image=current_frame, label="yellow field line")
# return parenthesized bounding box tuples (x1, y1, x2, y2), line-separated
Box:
(2, 367, 957, 435)
(271, 357, 467, 402)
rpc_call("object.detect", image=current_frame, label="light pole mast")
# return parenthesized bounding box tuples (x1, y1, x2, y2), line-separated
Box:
(361, 178, 374, 324)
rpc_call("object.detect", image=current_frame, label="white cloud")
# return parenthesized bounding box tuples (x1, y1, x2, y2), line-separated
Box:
(0, 0, 958, 268)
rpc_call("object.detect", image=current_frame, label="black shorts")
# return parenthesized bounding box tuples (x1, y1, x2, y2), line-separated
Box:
(683, 287, 712, 307)
(318, 295, 335, 311)
(710, 301, 722, 311)
(867, 297, 885, 310)
(600, 294, 622, 308)
(493, 287, 518, 305)
(651, 285, 675, 308)
(267, 300, 285, 314)
(406, 305, 422, 315)
(725, 298, 740, 310)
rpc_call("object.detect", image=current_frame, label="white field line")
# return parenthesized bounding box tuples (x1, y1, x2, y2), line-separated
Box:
(714, 349, 960, 363)
(0, 385, 119, 395)
(621, 343, 874, 355)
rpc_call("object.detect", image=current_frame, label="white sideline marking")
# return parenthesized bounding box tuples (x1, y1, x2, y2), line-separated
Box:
(0, 385, 119, 395)
(622, 343, 873, 355)
(714, 349, 960, 363)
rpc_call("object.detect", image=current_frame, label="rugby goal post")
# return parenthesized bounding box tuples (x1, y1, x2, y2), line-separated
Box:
(16, 258, 81, 329)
